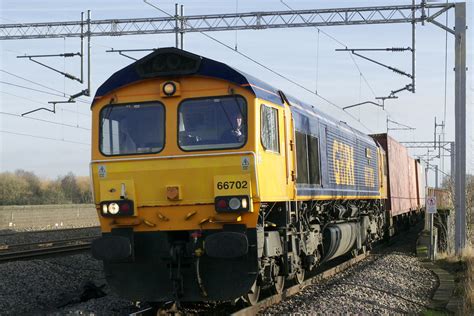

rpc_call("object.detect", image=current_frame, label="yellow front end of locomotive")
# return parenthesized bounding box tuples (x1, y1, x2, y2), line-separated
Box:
(91, 153, 260, 232)
(90, 71, 294, 235)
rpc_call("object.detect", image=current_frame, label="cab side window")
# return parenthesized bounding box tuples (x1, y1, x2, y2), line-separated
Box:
(296, 131, 321, 185)
(307, 135, 321, 185)
(261, 105, 279, 153)
(295, 131, 309, 184)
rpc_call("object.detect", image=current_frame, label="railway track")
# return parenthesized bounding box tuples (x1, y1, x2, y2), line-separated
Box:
(0, 226, 100, 238)
(0, 237, 94, 263)
(129, 251, 370, 316)
(1, 236, 94, 250)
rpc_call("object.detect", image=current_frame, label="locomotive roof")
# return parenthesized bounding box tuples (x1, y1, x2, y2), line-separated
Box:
(93, 47, 373, 142)
(92, 47, 281, 106)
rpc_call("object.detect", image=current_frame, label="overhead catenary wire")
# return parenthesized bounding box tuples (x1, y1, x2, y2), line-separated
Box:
(0, 111, 91, 131)
(348, 53, 377, 99)
(278, 0, 384, 128)
(0, 69, 90, 104)
(0, 130, 90, 146)
(278, 0, 407, 128)
(143, 0, 373, 132)
(1, 91, 90, 117)
(1, 40, 91, 150)
(0, 80, 89, 105)
(387, 118, 415, 131)
(0, 80, 72, 97)
(1, 69, 68, 96)
(280, 0, 378, 100)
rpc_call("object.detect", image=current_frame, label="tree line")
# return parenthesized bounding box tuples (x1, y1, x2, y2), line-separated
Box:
(0, 170, 93, 205)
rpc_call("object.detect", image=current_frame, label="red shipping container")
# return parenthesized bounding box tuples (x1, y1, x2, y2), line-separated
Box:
(371, 133, 422, 216)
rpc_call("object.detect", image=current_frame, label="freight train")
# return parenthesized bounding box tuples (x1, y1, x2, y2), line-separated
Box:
(90, 48, 425, 305)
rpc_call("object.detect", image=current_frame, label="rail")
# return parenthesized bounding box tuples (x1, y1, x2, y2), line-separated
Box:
(0, 238, 93, 263)
(0, 226, 99, 238)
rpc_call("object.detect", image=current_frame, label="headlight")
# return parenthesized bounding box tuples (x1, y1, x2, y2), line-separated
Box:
(162, 81, 176, 96)
(108, 203, 120, 214)
(100, 200, 134, 217)
(229, 198, 241, 210)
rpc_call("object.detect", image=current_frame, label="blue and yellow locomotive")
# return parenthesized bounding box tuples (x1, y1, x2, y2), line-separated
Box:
(90, 48, 388, 304)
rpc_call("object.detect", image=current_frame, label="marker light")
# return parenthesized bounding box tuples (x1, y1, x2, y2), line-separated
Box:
(120, 203, 130, 213)
(108, 203, 120, 215)
(241, 198, 248, 209)
(228, 197, 241, 210)
(162, 81, 176, 96)
(216, 199, 227, 209)
(102, 204, 108, 214)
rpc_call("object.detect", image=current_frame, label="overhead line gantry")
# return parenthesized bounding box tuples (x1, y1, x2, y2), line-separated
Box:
(0, 3, 454, 40)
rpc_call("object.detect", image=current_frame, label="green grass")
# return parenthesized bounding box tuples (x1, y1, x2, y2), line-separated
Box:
(421, 308, 448, 316)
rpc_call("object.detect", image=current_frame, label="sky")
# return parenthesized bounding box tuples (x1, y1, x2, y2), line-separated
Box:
(0, 0, 472, 187)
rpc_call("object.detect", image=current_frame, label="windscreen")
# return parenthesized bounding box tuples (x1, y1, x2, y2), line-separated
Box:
(100, 102, 165, 156)
(178, 96, 247, 151)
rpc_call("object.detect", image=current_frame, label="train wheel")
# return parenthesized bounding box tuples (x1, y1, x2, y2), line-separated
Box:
(295, 268, 305, 285)
(244, 281, 260, 306)
(272, 275, 285, 294)
(351, 249, 358, 258)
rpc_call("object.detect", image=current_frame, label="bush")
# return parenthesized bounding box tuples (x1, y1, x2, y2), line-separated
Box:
(0, 170, 93, 205)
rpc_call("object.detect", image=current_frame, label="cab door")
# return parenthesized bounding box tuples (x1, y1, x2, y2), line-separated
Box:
(258, 101, 293, 201)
